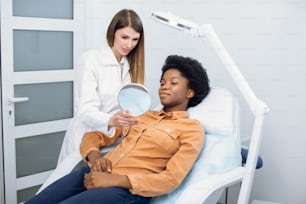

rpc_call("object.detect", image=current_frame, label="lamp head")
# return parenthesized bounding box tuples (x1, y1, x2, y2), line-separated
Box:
(151, 11, 199, 35)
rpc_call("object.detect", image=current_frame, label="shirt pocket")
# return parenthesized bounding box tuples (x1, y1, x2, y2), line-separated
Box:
(153, 127, 180, 154)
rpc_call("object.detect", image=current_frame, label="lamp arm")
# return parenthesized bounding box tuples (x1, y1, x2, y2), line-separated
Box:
(197, 24, 269, 115)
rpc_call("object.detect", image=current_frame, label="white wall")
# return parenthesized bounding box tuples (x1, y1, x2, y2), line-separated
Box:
(83, 1, 306, 204)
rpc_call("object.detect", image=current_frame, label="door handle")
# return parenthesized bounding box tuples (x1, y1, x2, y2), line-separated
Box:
(8, 97, 29, 104)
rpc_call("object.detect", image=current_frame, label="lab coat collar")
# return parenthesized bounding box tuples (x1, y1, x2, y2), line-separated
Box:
(101, 46, 127, 66)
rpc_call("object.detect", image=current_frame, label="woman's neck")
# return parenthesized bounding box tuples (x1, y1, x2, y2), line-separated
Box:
(111, 47, 122, 62)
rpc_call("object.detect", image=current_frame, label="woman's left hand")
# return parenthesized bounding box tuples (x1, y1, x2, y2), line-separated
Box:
(84, 172, 131, 189)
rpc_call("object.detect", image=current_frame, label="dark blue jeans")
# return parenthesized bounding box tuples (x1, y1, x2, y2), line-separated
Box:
(24, 166, 151, 204)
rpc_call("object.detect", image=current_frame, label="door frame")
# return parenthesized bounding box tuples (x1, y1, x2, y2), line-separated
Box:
(0, 0, 85, 203)
(1, 1, 6, 204)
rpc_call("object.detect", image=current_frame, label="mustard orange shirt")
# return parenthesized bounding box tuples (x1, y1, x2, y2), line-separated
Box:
(80, 109, 204, 197)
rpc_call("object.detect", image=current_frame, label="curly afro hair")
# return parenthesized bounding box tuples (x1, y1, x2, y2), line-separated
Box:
(161, 55, 210, 108)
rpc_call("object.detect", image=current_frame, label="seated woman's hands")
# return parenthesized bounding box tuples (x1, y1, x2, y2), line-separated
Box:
(86, 151, 112, 173)
(84, 151, 132, 190)
(108, 110, 140, 128)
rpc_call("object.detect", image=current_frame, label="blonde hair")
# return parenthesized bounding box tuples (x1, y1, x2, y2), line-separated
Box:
(106, 9, 145, 84)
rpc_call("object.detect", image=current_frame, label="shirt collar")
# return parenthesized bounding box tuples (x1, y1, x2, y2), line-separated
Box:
(157, 109, 189, 119)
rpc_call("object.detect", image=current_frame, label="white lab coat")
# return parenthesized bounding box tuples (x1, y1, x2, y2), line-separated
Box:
(57, 46, 131, 164)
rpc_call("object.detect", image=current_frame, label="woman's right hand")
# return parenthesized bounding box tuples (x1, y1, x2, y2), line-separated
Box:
(108, 110, 140, 128)
(90, 157, 112, 173)
(86, 151, 112, 173)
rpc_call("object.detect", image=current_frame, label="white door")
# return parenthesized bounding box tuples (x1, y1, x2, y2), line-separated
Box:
(0, 0, 84, 203)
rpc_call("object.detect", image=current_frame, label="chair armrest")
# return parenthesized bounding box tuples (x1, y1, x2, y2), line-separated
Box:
(176, 167, 246, 204)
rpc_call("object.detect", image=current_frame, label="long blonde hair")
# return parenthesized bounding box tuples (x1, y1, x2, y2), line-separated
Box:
(106, 9, 145, 84)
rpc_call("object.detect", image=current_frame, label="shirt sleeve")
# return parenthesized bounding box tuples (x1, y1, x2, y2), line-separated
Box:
(127, 121, 204, 197)
(77, 51, 113, 135)
(80, 129, 122, 160)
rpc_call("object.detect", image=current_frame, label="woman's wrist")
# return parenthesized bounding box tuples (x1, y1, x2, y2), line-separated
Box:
(86, 151, 101, 164)
(113, 174, 131, 189)
(108, 116, 115, 128)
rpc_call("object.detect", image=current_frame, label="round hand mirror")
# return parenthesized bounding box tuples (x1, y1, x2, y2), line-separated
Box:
(118, 83, 151, 116)
(118, 83, 151, 137)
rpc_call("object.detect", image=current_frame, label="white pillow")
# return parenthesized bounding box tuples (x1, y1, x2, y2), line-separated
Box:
(188, 87, 239, 136)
